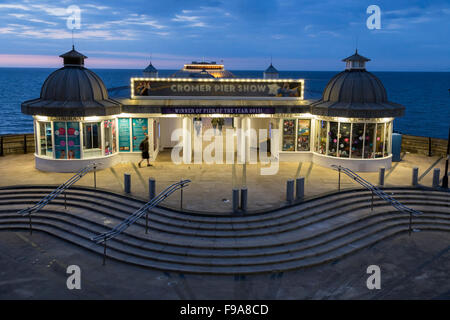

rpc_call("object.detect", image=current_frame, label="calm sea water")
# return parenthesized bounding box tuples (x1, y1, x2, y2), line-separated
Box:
(0, 68, 448, 139)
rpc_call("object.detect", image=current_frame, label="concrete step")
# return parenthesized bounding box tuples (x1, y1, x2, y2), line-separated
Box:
(0, 194, 447, 240)
(1, 221, 449, 274)
(0, 188, 447, 231)
(1, 208, 448, 263)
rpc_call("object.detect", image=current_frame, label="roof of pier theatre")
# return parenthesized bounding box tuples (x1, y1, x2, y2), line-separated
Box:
(114, 97, 313, 114)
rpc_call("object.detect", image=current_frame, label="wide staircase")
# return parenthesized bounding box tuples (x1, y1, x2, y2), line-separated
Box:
(0, 185, 448, 274)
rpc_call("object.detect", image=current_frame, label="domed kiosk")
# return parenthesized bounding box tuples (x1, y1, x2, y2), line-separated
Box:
(22, 46, 122, 172)
(307, 50, 405, 170)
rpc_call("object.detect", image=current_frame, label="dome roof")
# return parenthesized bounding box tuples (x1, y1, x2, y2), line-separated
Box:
(322, 70, 387, 104)
(310, 51, 404, 118)
(22, 47, 121, 117)
(40, 67, 110, 101)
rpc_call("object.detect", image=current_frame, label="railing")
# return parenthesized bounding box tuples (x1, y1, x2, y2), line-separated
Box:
(91, 179, 191, 265)
(331, 165, 423, 234)
(17, 163, 99, 217)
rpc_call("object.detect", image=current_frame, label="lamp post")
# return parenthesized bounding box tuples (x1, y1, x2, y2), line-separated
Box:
(442, 127, 449, 189)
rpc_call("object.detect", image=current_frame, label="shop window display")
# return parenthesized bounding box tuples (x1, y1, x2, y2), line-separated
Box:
(282, 119, 295, 151)
(351, 123, 364, 158)
(297, 119, 310, 151)
(375, 123, 385, 158)
(363, 123, 376, 159)
(328, 122, 338, 157)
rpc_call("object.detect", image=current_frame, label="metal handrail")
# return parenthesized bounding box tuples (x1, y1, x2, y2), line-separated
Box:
(17, 163, 99, 216)
(331, 165, 423, 217)
(92, 179, 191, 244)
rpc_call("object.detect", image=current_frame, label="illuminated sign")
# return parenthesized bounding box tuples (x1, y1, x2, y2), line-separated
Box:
(131, 78, 304, 99)
(161, 107, 275, 114)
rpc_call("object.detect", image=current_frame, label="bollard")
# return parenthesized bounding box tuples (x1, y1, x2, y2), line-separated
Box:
(240, 187, 248, 212)
(296, 177, 305, 201)
(232, 188, 239, 213)
(286, 179, 294, 202)
(149, 178, 156, 200)
(124, 173, 131, 193)
(412, 167, 419, 186)
(379, 167, 385, 186)
(432, 168, 440, 188)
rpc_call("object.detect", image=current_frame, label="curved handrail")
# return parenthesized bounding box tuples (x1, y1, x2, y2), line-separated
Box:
(331, 165, 423, 216)
(92, 179, 191, 244)
(17, 163, 100, 216)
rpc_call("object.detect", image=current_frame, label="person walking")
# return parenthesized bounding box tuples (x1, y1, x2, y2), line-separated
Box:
(138, 134, 151, 167)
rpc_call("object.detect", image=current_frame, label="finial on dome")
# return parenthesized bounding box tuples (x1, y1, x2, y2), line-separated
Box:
(342, 50, 371, 70)
(59, 46, 87, 67)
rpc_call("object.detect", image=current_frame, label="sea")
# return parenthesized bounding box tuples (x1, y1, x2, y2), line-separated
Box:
(0, 68, 448, 139)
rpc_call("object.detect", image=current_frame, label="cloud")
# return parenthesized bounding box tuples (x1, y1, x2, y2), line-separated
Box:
(0, 4, 30, 11)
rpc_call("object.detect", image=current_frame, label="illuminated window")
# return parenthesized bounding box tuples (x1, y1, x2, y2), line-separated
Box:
(351, 123, 364, 158)
(38, 122, 52, 157)
(282, 119, 296, 151)
(297, 119, 311, 151)
(83, 122, 102, 158)
(364, 123, 376, 159)
(328, 122, 338, 157)
(338, 122, 351, 158)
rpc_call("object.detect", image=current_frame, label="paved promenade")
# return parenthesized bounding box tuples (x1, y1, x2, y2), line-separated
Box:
(0, 152, 447, 213)
(0, 230, 449, 299)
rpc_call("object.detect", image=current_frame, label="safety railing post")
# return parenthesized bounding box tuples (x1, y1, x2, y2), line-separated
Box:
(296, 177, 305, 201)
(94, 165, 97, 189)
(232, 188, 239, 213)
(180, 180, 183, 210)
(145, 212, 149, 234)
(371, 191, 374, 211)
(103, 236, 107, 266)
(64, 191, 67, 210)
(432, 168, 440, 188)
(338, 166, 341, 192)
(29, 213, 32, 235)
(149, 178, 156, 200)
(23, 134, 27, 154)
(240, 187, 248, 212)
(379, 167, 385, 186)
(409, 213, 412, 236)
(412, 167, 419, 186)
(124, 173, 131, 194)
(286, 179, 294, 202)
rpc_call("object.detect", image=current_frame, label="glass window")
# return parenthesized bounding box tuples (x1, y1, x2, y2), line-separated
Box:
(118, 118, 131, 152)
(104, 120, 116, 156)
(54, 122, 67, 159)
(39, 122, 53, 157)
(83, 122, 102, 158)
(364, 123, 376, 158)
(338, 122, 351, 158)
(375, 123, 385, 158)
(67, 122, 81, 159)
(317, 120, 327, 155)
(297, 119, 311, 151)
(132, 118, 149, 152)
(328, 122, 338, 157)
(384, 122, 391, 157)
(282, 119, 295, 151)
(351, 123, 364, 158)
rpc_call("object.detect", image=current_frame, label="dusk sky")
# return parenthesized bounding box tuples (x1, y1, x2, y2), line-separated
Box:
(0, 0, 449, 71)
